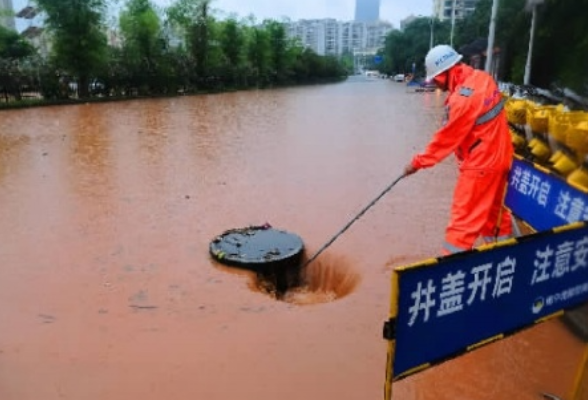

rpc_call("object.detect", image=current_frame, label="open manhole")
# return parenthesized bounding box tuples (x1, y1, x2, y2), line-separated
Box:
(209, 224, 360, 302)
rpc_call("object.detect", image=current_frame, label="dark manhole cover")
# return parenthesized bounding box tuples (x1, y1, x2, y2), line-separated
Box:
(210, 224, 305, 296)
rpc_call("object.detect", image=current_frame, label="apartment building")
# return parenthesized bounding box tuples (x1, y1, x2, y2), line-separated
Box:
(14, 4, 51, 57)
(434, 0, 480, 21)
(285, 19, 393, 56)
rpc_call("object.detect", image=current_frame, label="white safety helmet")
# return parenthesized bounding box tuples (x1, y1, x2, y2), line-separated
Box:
(425, 44, 463, 81)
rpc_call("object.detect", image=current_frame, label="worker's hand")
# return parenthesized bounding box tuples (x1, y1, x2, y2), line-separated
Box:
(404, 163, 418, 176)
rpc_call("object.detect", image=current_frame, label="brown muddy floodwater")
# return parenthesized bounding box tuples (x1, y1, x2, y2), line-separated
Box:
(0, 77, 586, 400)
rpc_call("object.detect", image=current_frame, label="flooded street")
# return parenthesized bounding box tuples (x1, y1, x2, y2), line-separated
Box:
(0, 78, 585, 400)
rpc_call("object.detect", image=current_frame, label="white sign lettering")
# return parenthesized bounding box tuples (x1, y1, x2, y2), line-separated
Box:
(437, 271, 466, 317)
(405, 236, 588, 326)
(467, 263, 493, 305)
(531, 245, 553, 285)
(408, 280, 437, 326)
(509, 163, 588, 222)
(493, 256, 516, 297)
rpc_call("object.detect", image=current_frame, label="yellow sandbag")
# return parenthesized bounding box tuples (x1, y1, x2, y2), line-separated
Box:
(552, 152, 578, 177)
(567, 166, 588, 191)
(566, 119, 588, 155)
(548, 110, 587, 144)
(549, 149, 565, 164)
(527, 105, 555, 134)
(529, 137, 551, 162)
(505, 98, 528, 125)
(511, 130, 526, 149)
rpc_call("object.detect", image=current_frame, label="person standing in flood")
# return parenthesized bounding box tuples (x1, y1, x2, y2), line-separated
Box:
(404, 44, 514, 255)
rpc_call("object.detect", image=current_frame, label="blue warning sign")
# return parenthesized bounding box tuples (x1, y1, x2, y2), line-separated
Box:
(390, 223, 588, 379)
(505, 157, 588, 231)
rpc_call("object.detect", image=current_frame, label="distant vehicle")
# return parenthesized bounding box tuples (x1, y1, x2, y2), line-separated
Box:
(406, 79, 436, 92)
(89, 79, 105, 93)
(66, 79, 105, 94)
(393, 74, 405, 82)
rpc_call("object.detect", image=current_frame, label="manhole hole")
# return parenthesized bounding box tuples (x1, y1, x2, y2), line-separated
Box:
(210, 225, 360, 302)
(282, 254, 361, 305)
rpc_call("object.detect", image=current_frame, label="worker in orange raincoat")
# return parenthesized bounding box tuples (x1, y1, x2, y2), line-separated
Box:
(404, 44, 514, 255)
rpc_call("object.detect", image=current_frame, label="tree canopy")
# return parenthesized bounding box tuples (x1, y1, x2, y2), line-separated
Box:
(0, 24, 36, 101)
(34, 0, 108, 97)
(381, 0, 588, 94)
(0, 0, 343, 102)
(5, 0, 585, 103)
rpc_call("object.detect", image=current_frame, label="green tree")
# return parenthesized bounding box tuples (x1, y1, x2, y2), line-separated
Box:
(0, 25, 34, 59)
(264, 20, 288, 83)
(167, 0, 215, 88)
(533, 0, 588, 92)
(381, 18, 450, 78)
(339, 51, 354, 75)
(119, 0, 167, 94)
(453, 0, 528, 81)
(489, 0, 527, 83)
(244, 24, 271, 86)
(0, 25, 36, 101)
(34, 0, 108, 98)
(218, 18, 244, 86)
(451, 0, 588, 93)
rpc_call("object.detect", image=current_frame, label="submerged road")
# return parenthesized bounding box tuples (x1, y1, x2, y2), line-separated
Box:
(0, 77, 585, 400)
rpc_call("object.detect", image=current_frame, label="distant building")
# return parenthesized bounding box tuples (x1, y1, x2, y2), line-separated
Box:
(15, 4, 51, 58)
(0, 0, 16, 30)
(284, 19, 393, 56)
(433, 0, 480, 21)
(355, 0, 380, 22)
(400, 15, 418, 30)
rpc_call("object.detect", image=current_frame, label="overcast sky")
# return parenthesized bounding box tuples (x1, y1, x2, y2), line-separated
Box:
(12, 0, 434, 30)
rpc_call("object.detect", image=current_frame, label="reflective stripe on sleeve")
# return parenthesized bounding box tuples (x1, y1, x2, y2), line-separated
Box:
(475, 98, 505, 126)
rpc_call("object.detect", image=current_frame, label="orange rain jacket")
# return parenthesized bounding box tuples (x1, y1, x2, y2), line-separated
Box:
(411, 64, 513, 172)
(410, 63, 514, 253)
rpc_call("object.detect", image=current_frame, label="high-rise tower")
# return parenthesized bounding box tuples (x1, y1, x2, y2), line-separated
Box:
(355, 0, 380, 22)
(0, 0, 15, 30)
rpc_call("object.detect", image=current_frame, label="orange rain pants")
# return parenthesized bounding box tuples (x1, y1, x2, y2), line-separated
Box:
(443, 169, 513, 254)
(410, 64, 514, 254)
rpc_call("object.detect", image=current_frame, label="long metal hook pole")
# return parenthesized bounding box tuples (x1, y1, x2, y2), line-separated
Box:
(302, 174, 406, 269)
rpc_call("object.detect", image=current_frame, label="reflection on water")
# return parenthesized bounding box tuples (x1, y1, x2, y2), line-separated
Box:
(0, 80, 585, 400)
